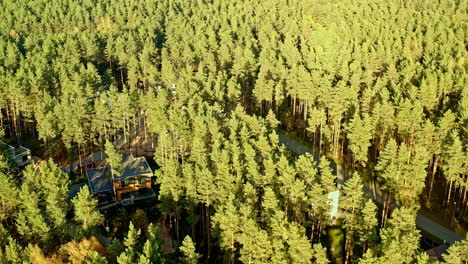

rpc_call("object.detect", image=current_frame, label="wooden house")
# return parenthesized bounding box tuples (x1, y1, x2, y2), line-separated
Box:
(86, 152, 155, 208)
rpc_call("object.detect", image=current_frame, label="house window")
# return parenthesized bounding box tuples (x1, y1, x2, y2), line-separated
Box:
(121, 178, 136, 188)
(138, 177, 148, 185)
(120, 180, 127, 188)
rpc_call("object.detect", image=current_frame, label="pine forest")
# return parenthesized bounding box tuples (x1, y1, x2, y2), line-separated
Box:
(0, 0, 467, 263)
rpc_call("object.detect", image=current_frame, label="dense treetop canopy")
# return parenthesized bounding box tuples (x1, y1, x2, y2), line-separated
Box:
(0, 0, 466, 263)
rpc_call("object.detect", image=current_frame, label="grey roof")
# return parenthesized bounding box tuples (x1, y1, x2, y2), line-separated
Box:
(86, 167, 113, 194)
(86, 153, 153, 194)
(15, 146, 30, 155)
(115, 153, 153, 180)
(416, 215, 463, 244)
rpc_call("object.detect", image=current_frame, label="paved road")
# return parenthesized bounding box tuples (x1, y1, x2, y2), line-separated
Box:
(277, 130, 463, 244)
(416, 215, 463, 244)
(278, 132, 338, 176)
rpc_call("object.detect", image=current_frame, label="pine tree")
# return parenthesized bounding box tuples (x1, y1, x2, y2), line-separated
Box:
(442, 134, 465, 212)
(0, 171, 19, 222)
(358, 199, 378, 251)
(85, 251, 108, 264)
(4, 236, 24, 264)
(285, 222, 314, 264)
(443, 235, 468, 264)
(16, 185, 50, 243)
(72, 186, 104, 231)
(340, 173, 365, 263)
(307, 182, 330, 240)
(379, 207, 421, 264)
(346, 112, 373, 166)
(312, 243, 329, 264)
(117, 222, 142, 264)
(179, 236, 201, 264)
(212, 198, 241, 263)
(318, 156, 336, 193)
(105, 140, 123, 177)
(37, 160, 70, 235)
(141, 224, 165, 264)
(238, 219, 272, 264)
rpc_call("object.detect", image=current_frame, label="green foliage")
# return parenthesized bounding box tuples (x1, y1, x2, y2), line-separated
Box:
(179, 236, 201, 264)
(312, 243, 329, 264)
(118, 222, 165, 264)
(379, 207, 421, 263)
(376, 139, 430, 208)
(23, 160, 71, 236)
(0, 0, 466, 262)
(4, 236, 27, 264)
(16, 185, 50, 243)
(117, 222, 142, 264)
(442, 134, 465, 185)
(443, 236, 468, 264)
(359, 250, 378, 264)
(346, 113, 373, 165)
(340, 173, 365, 231)
(141, 224, 165, 264)
(238, 219, 272, 264)
(358, 199, 378, 249)
(318, 156, 336, 193)
(105, 140, 123, 177)
(72, 186, 104, 232)
(85, 251, 108, 264)
(0, 170, 19, 222)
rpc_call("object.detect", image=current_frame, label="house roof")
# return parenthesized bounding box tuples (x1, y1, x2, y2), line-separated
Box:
(14, 146, 30, 155)
(86, 152, 153, 194)
(86, 166, 114, 194)
(115, 153, 153, 180)
(1, 142, 17, 157)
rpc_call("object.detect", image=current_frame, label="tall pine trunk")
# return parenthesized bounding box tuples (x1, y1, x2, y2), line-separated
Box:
(310, 219, 315, 242)
(428, 155, 438, 201)
(206, 205, 211, 260)
(445, 180, 453, 217)
(176, 210, 180, 243)
(345, 231, 352, 264)
(381, 192, 387, 228)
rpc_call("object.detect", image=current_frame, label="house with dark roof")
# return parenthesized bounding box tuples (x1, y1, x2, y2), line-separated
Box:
(86, 152, 155, 208)
(1, 142, 32, 167)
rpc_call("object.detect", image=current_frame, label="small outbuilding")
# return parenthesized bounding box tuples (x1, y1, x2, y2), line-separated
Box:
(1, 142, 33, 167)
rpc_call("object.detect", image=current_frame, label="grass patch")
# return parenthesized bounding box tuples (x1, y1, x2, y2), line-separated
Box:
(327, 225, 345, 264)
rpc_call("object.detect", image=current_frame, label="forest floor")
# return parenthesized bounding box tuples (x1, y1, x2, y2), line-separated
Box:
(277, 129, 464, 244)
(327, 225, 345, 264)
(156, 218, 177, 254)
